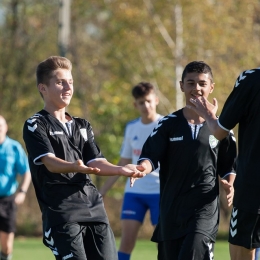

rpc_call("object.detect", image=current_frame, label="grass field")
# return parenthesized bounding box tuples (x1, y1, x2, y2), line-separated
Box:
(12, 237, 230, 260)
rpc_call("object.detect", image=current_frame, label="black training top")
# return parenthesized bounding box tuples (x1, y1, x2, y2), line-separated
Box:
(218, 68, 260, 214)
(138, 109, 236, 242)
(23, 110, 108, 231)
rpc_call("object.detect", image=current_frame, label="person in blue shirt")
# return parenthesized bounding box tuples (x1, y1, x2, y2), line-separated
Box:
(0, 115, 31, 260)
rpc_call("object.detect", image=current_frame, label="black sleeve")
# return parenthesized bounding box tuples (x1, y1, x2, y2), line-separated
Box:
(217, 131, 237, 178)
(138, 116, 170, 169)
(23, 116, 54, 164)
(82, 121, 105, 164)
(219, 69, 259, 130)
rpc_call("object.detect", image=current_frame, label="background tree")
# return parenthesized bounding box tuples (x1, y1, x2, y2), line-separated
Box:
(0, 0, 260, 237)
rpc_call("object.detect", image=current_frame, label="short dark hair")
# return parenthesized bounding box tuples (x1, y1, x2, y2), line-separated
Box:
(181, 61, 213, 82)
(36, 56, 72, 86)
(132, 82, 156, 99)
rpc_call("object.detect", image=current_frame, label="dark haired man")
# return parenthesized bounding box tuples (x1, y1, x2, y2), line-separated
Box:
(136, 61, 237, 259)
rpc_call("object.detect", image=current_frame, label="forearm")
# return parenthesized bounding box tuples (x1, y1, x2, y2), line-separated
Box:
(205, 115, 229, 140)
(19, 171, 31, 192)
(41, 155, 77, 173)
(88, 160, 121, 176)
(99, 157, 132, 195)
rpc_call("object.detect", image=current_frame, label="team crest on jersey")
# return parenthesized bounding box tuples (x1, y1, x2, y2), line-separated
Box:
(80, 128, 88, 141)
(209, 135, 218, 148)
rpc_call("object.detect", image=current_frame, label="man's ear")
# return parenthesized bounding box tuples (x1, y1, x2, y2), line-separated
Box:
(210, 82, 215, 93)
(38, 83, 46, 94)
(180, 81, 184, 92)
(155, 96, 159, 105)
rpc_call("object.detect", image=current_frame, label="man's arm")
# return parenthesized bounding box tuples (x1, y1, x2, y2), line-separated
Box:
(88, 159, 146, 178)
(41, 154, 101, 174)
(130, 159, 153, 187)
(188, 97, 229, 140)
(15, 171, 31, 205)
(99, 158, 132, 196)
(41, 154, 146, 178)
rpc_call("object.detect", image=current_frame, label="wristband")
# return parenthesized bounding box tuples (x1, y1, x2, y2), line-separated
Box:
(19, 188, 27, 194)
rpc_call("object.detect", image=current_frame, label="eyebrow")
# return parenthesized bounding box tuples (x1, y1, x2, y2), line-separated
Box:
(186, 79, 207, 82)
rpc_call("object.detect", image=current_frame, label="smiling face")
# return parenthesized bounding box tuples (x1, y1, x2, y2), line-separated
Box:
(38, 69, 73, 110)
(180, 72, 214, 106)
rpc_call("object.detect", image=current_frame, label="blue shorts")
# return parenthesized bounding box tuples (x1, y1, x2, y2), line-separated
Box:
(121, 193, 160, 225)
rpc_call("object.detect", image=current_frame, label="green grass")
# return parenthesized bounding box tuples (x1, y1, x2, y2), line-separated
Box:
(12, 237, 230, 260)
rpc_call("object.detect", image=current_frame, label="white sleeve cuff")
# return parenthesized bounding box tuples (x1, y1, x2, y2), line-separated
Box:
(221, 172, 236, 179)
(33, 153, 55, 165)
(217, 119, 230, 132)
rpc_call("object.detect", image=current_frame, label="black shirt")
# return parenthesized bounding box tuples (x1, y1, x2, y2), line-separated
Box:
(138, 109, 236, 242)
(23, 110, 108, 231)
(218, 68, 260, 214)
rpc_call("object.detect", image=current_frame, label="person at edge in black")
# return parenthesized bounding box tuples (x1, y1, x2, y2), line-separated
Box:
(187, 65, 260, 260)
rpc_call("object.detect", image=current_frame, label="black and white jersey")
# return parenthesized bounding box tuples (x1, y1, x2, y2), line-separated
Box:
(218, 68, 260, 214)
(138, 109, 236, 242)
(23, 110, 108, 231)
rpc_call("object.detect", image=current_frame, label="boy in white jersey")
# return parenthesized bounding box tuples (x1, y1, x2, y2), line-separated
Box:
(100, 82, 162, 260)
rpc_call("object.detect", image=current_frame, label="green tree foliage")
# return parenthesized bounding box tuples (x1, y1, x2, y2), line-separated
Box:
(0, 0, 59, 141)
(0, 0, 260, 235)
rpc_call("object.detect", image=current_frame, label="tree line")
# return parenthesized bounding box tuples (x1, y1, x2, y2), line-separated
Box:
(0, 0, 259, 235)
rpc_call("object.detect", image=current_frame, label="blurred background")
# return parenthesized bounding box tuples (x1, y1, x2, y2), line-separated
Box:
(1, 0, 260, 238)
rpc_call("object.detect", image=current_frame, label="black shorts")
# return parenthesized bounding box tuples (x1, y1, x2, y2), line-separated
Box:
(0, 194, 17, 233)
(43, 222, 118, 260)
(157, 232, 214, 260)
(229, 207, 260, 249)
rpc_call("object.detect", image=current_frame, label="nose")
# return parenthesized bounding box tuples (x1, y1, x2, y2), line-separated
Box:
(144, 101, 150, 108)
(63, 81, 72, 89)
(194, 83, 201, 90)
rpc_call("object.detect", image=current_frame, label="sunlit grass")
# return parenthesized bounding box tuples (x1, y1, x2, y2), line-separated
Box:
(13, 237, 230, 260)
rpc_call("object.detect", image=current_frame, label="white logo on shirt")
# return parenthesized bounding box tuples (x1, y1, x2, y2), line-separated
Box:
(209, 135, 218, 148)
(234, 69, 255, 87)
(230, 208, 238, 237)
(45, 228, 51, 238)
(63, 253, 73, 260)
(50, 131, 63, 135)
(27, 118, 36, 124)
(28, 124, 37, 132)
(150, 114, 177, 137)
(80, 128, 88, 141)
(150, 123, 162, 137)
(169, 136, 183, 141)
(45, 236, 54, 246)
